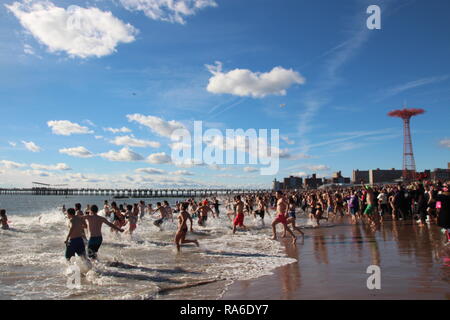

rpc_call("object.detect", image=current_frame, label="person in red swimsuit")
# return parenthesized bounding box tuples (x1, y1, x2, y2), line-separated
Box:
(271, 191, 296, 244)
(232, 195, 248, 234)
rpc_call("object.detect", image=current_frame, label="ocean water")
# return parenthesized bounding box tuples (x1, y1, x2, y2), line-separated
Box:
(0, 195, 311, 300)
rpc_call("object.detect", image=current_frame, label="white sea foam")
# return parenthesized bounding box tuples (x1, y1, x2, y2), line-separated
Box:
(0, 198, 299, 300)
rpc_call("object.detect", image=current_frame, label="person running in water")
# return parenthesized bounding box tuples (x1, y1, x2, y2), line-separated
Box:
(112, 202, 126, 232)
(103, 200, 111, 220)
(271, 191, 296, 244)
(284, 197, 304, 239)
(196, 200, 214, 226)
(84, 205, 124, 259)
(0, 209, 9, 230)
(163, 201, 174, 222)
(153, 202, 168, 229)
(254, 195, 266, 225)
(212, 198, 221, 218)
(233, 195, 248, 234)
(72, 203, 88, 242)
(175, 202, 199, 252)
(64, 208, 87, 261)
(125, 204, 138, 235)
(138, 200, 146, 220)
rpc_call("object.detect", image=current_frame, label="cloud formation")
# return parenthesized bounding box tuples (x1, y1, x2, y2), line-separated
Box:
(104, 127, 132, 134)
(48, 120, 93, 136)
(440, 139, 450, 148)
(6, 1, 137, 58)
(0, 160, 26, 169)
(127, 114, 186, 138)
(206, 62, 305, 98)
(30, 162, 71, 171)
(22, 140, 42, 152)
(59, 146, 94, 158)
(100, 147, 144, 162)
(146, 152, 172, 164)
(170, 170, 194, 176)
(119, 0, 217, 24)
(135, 167, 165, 174)
(110, 135, 161, 148)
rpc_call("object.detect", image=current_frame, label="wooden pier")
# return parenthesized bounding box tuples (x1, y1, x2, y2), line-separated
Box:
(0, 188, 271, 198)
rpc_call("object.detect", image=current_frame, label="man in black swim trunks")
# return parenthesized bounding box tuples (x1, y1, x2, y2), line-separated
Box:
(254, 196, 266, 225)
(153, 202, 168, 229)
(64, 208, 87, 261)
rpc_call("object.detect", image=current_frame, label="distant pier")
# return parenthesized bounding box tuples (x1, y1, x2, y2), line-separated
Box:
(0, 188, 270, 198)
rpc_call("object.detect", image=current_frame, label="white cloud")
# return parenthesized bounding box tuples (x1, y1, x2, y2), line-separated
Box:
(8, 142, 17, 147)
(59, 146, 94, 158)
(119, 0, 217, 24)
(30, 162, 71, 171)
(94, 135, 104, 140)
(22, 140, 42, 152)
(6, 1, 138, 58)
(135, 167, 165, 175)
(175, 159, 205, 168)
(100, 147, 144, 162)
(206, 62, 305, 98)
(304, 164, 330, 171)
(383, 75, 450, 98)
(110, 135, 161, 148)
(48, 120, 93, 136)
(440, 139, 450, 148)
(0, 160, 26, 169)
(287, 164, 330, 172)
(170, 170, 194, 176)
(127, 114, 186, 138)
(104, 127, 132, 134)
(291, 172, 308, 177)
(83, 119, 96, 127)
(24, 169, 51, 177)
(281, 135, 295, 145)
(146, 152, 172, 164)
(23, 43, 36, 55)
(169, 141, 191, 150)
(204, 134, 287, 162)
(243, 166, 258, 173)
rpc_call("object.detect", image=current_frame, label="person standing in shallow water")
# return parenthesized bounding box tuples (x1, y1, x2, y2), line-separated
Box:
(175, 202, 199, 252)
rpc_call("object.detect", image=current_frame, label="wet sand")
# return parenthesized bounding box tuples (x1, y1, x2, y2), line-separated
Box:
(222, 220, 450, 300)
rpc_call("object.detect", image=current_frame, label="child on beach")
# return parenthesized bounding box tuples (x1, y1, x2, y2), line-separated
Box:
(1, 209, 9, 230)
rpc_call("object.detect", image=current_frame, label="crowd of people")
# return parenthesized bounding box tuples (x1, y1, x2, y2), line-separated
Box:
(53, 180, 450, 262)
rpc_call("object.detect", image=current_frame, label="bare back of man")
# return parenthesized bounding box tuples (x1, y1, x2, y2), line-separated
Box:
(84, 206, 124, 259)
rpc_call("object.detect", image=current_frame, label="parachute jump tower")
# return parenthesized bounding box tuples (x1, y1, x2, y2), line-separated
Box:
(387, 107, 425, 181)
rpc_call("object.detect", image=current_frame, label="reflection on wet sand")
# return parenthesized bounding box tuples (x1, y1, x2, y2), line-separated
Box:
(223, 220, 450, 300)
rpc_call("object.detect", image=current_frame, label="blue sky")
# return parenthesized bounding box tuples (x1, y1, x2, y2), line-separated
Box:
(0, 0, 449, 188)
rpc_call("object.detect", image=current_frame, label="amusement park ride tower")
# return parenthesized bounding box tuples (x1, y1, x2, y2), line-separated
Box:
(388, 106, 425, 181)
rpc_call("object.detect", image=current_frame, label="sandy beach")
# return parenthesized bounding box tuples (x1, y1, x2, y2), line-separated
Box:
(222, 220, 450, 300)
